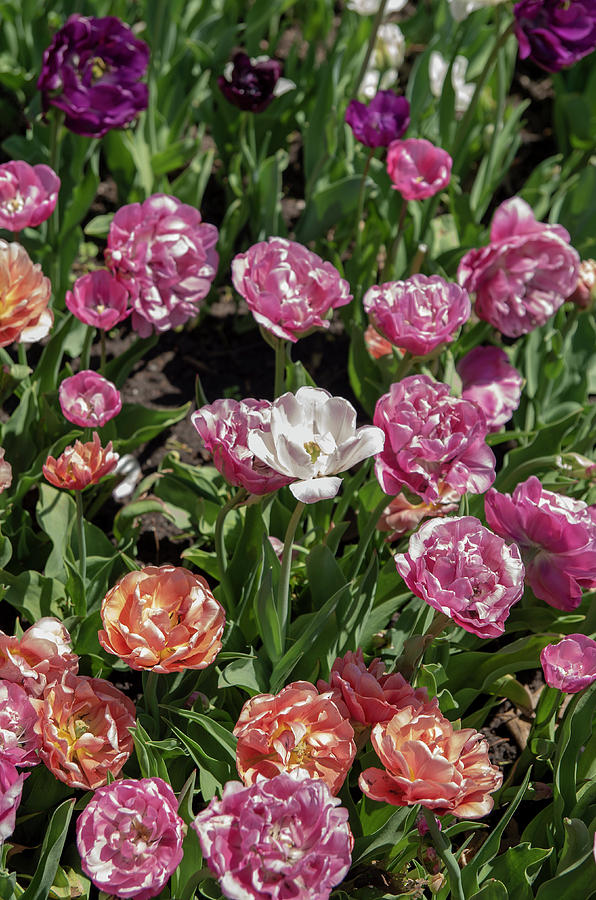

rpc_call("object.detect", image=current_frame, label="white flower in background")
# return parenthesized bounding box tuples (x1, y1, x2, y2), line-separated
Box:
(374, 23, 406, 69)
(360, 67, 398, 100)
(448, 0, 508, 22)
(429, 52, 474, 114)
(112, 454, 142, 502)
(347, 0, 408, 14)
(247, 387, 385, 503)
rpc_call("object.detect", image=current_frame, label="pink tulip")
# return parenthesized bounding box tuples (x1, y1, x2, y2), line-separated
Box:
(540, 634, 596, 694)
(568, 259, 596, 309)
(360, 704, 502, 818)
(0, 161, 60, 230)
(457, 346, 523, 432)
(191, 398, 293, 495)
(386, 138, 452, 201)
(0, 448, 11, 494)
(59, 370, 122, 428)
(363, 274, 470, 357)
(106, 194, 219, 337)
(65, 270, 130, 330)
(231, 237, 352, 342)
(0, 758, 27, 844)
(395, 516, 525, 638)
(0, 617, 78, 698)
(458, 198, 579, 337)
(485, 476, 596, 610)
(76, 777, 184, 900)
(0, 680, 41, 766)
(374, 374, 495, 503)
(193, 769, 353, 900)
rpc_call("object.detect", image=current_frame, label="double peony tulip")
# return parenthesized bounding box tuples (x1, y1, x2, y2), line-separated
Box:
(360, 703, 503, 818)
(456, 346, 523, 433)
(32, 674, 135, 790)
(514, 0, 596, 73)
(43, 432, 119, 491)
(232, 237, 352, 342)
(458, 197, 579, 337)
(234, 681, 356, 794)
(0, 240, 53, 347)
(363, 274, 471, 357)
(194, 769, 354, 900)
(387, 138, 452, 201)
(345, 90, 410, 148)
(374, 375, 495, 503)
(540, 634, 596, 694)
(59, 370, 122, 429)
(76, 777, 185, 900)
(0, 617, 78, 698)
(396, 516, 525, 638)
(99, 565, 225, 673)
(0, 161, 60, 231)
(485, 476, 596, 610)
(218, 52, 291, 112)
(65, 269, 131, 331)
(0, 758, 27, 845)
(0, 680, 41, 767)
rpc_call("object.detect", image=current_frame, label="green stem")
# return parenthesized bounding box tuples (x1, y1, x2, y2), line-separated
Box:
(80, 327, 94, 371)
(422, 808, 465, 900)
(100, 329, 107, 371)
(214, 488, 248, 613)
(17, 342, 27, 368)
(381, 198, 407, 282)
(355, 147, 375, 251)
(75, 491, 87, 618)
(274, 338, 288, 398)
(409, 243, 427, 276)
(143, 670, 160, 731)
(451, 21, 515, 173)
(354, 0, 389, 95)
(392, 350, 413, 381)
(349, 494, 389, 579)
(278, 501, 305, 639)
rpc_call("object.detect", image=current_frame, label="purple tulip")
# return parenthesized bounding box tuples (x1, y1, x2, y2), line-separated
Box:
(37, 15, 149, 138)
(514, 0, 596, 73)
(345, 91, 410, 148)
(218, 52, 284, 112)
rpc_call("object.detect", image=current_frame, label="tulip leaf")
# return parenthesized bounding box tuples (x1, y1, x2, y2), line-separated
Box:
(20, 798, 75, 900)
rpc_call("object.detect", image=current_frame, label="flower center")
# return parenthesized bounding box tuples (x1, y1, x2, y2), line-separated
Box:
(91, 57, 108, 81)
(303, 440, 322, 464)
(289, 738, 311, 765)
(2, 195, 24, 214)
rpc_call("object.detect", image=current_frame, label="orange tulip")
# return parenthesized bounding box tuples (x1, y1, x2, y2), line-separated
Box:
(43, 432, 118, 491)
(234, 681, 356, 794)
(0, 240, 53, 346)
(99, 565, 225, 673)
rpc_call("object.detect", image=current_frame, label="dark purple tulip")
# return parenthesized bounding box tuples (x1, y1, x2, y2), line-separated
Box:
(514, 0, 596, 73)
(37, 15, 149, 138)
(345, 91, 410, 149)
(218, 53, 283, 113)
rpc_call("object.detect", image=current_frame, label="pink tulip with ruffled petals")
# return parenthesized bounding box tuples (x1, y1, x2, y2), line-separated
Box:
(65, 270, 130, 330)
(232, 237, 352, 342)
(0, 161, 60, 231)
(192, 398, 293, 495)
(234, 681, 356, 794)
(0, 758, 27, 844)
(193, 769, 353, 900)
(458, 198, 579, 337)
(0, 449, 11, 494)
(540, 634, 596, 694)
(387, 138, 452, 201)
(360, 704, 502, 818)
(396, 516, 525, 638)
(248, 386, 385, 503)
(32, 674, 135, 790)
(106, 194, 219, 337)
(59, 370, 122, 428)
(76, 777, 184, 900)
(485, 476, 596, 610)
(0, 617, 78, 698)
(43, 432, 119, 491)
(374, 375, 495, 503)
(457, 346, 523, 432)
(0, 680, 41, 766)
(364, 274, 470, 357)
(317, 649, 433, 747)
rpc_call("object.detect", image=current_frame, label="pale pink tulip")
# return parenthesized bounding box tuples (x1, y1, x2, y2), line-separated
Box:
(59, 370, 122, 428)
(540, 634, 596, 693)
(457, 346, 523, 432)
(0, 161, 60, 230)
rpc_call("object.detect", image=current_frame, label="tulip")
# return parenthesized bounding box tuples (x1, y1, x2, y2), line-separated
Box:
(540, 634, 596, 693)
(387, 138, 452, 201)
(59, 370, 122, 429)
(0, 161, 60, 230)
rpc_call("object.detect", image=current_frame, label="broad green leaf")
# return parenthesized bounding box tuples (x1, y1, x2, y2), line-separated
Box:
(20, 799, 75, 900)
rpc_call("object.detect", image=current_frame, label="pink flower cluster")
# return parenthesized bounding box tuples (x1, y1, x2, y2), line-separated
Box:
(396, 516, 525, 638)
(485, 476, 596, 610)
(77, 777, 184, 900)
(458, 198, 579, 337)
(193, 770, 353, 900)
(106, 194, 219, 337)
(374, 375, 496, 503)
(232, 237, 352, 342)
(363, 274, 470, 357)
(192, 398, 293, 495)
(0, 161, 60, 231)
